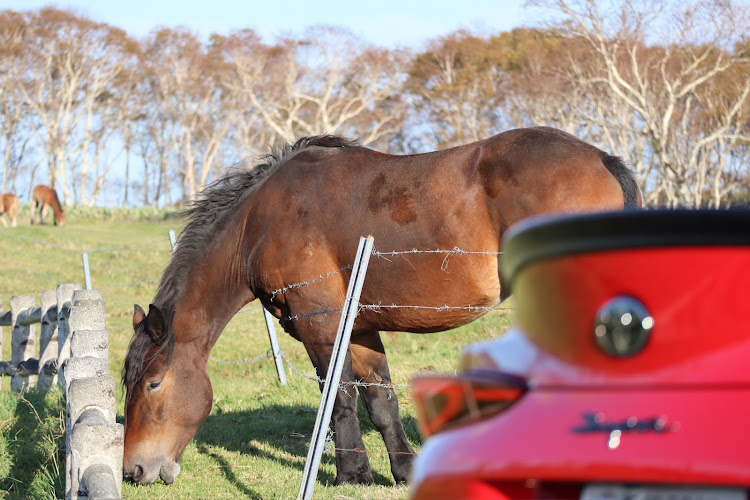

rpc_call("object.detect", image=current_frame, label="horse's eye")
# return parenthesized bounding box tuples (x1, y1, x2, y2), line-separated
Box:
(147, 381, 162, 391)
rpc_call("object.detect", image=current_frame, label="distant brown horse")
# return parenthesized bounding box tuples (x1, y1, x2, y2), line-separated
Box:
(32, 185, 66, 226)
(122, 127, 640, 486)
(0, 193, 20, 227)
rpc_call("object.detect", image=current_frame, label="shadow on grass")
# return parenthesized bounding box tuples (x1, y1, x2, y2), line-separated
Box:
(1, 389, 65, 500)
(194, 443, 263, 499)
(192, 402, 421, 494)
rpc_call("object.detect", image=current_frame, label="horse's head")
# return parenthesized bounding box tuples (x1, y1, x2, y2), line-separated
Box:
(55, 212, 66, 227)
(122, 304, 213, 485)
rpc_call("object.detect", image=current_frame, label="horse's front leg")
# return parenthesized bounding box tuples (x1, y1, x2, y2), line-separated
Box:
(303, 338, 374, 485)
(352, 331, 415, 484)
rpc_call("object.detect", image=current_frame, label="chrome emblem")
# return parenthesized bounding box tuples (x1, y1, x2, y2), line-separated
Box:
(572, 412, 676, 450)
(594, 296, 653, 357)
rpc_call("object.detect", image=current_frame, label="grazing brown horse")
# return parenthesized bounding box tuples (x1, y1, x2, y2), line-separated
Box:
(32, 184, 66, 226)
(122, 127, 640, 486)
(0, 193, 20, 228)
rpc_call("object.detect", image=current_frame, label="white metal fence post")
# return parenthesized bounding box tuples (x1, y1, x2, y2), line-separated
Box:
(82, 253, 92, 290)
(297, 236, 374, 500)
(263, 307, 287, 385)
(169, 229, 177, 252)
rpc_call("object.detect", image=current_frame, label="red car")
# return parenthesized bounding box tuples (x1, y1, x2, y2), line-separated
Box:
(410, 209, 750, 500)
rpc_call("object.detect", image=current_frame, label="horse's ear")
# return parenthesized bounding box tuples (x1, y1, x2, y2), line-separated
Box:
(133, 304, 146, 329)
(146, 304, 167, 345)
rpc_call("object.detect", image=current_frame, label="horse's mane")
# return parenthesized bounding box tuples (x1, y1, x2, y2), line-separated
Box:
(122, 134, 358, 392)
(153, 134, 358, 318)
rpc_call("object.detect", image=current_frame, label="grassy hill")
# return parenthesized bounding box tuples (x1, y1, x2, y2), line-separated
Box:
(0, 206, 512, 499)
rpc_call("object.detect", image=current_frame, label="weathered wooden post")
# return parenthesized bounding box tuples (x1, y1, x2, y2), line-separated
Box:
(38, 290, 59, 390)
(10, 295, 37, 391)
(65, 289, 123, 500)
(0, 299, 5, 378)
(57, 283, 82, 391)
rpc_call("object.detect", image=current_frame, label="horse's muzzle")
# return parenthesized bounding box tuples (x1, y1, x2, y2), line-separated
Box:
(160, 462, 181, 484)
(124, 459, 180, 485)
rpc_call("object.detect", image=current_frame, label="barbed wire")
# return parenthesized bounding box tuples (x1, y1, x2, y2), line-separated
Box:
(0, 255, 62, 282)
(3, 233, 504, 305)
(1, 231, 175, 293)
(372, 246, 502, 271)
(286, 307, 345, 322)
(270, 247, 502, 302)
(359, 303, 510, 314)
(236, 304, 263, 314)
(209, 350, 273, 365)
(278, 350, 409, 393)
(284, 302, 510, 322)
(0, 231, 173, 255)
(333, 447, 418, 457)
(99, 279, 160, 290)
(86, 238, 171, 254)
(0, 232, 79, 253)
(269, 264, 353, 300)
(372, 247, 502, 258)
(291, 432, 419, 457)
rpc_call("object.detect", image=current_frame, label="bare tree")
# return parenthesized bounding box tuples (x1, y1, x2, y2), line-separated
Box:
(405, 31, 513, 149)
(0, 10, 36, 195)
(222, 26, 408, 151)
(10, 8, 137, 204)
(530, 0, 750, 207)
(142, 28, 233, 201)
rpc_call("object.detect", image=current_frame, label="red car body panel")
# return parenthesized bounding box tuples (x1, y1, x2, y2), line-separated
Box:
(514, 247, 750, 386)
(411, 389, 750, 499)
(409, 210, 750, 500)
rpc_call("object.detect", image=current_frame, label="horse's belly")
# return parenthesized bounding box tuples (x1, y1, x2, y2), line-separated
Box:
(358, 256, 501, 333)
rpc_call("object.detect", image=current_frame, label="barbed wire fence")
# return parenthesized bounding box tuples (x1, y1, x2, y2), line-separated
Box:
(1, 229, 511, 385)
(0, 230, 175, 292)
(0, 230, 514, 479)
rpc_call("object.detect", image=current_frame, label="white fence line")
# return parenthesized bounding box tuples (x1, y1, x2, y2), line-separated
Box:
(64, 289, 123, 500)
(0, 286, 123, 500)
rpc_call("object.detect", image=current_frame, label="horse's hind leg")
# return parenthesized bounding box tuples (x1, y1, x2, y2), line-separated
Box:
(351, 331, 415, 484)
(303, 338, 374, 485)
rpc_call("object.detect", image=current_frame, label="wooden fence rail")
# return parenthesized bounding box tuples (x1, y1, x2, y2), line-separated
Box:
(0, 286, 123, 499)
(0, 284, 79, 391)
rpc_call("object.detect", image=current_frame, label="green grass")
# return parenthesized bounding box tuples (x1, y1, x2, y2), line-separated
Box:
(0, 207, 513, 499)
(0, 388, 65, 500)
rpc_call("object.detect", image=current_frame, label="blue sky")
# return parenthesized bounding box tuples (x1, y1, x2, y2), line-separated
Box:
(2, 0, 536, 47)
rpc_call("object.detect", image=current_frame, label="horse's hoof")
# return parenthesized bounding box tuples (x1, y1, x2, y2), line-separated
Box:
(334, 471, 374, 486)
(391, 454, 414, 484)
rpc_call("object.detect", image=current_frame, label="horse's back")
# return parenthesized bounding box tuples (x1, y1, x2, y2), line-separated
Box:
(245, 128, 634, 332)
(251, 141, 498, 254)
(32, 185, 50, 203)
(32, 185, 63, 208)
(477, 127, 627, 210)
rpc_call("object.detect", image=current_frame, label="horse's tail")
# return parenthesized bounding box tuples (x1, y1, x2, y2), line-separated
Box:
(603, 155, 641, 208)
